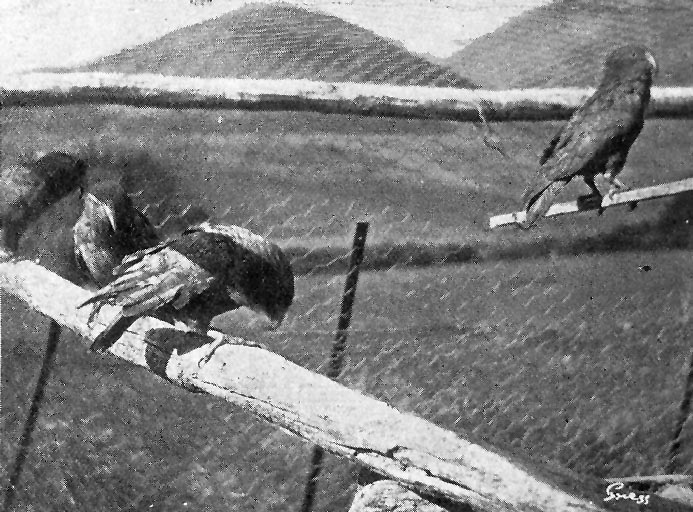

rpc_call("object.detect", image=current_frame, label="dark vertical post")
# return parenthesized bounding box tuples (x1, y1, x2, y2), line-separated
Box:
(328, 221, 369, 379)
(667, 349, 693, 473)
(300, 221, 369, 512)
(3, 319, 62, 511)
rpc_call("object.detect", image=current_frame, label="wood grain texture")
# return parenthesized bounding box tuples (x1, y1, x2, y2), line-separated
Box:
(1, 73, 692, 121)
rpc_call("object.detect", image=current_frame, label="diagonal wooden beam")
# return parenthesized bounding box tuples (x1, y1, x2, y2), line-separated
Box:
(0, 254, 690, 512)
(489, 177, 693, 229)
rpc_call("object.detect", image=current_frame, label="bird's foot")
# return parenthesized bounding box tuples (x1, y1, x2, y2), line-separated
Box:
(606, 182, 631, 200)
(197, 330, 268, 368)
(577, 193, 603, 211)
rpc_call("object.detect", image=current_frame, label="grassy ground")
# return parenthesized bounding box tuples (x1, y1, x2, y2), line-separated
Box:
(445, 0, 693, 88)
(2, 105, 692, 511)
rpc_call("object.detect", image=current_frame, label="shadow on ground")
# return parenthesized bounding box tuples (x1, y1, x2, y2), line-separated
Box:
(288, 192, 693, 275)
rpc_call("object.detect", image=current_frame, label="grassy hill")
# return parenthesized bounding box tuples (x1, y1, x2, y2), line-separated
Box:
(76, 2, 475, 88)
(444, 0, 693, 88)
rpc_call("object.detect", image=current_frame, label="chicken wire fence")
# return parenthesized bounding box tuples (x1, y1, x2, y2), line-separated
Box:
(122, 115, 693, 479)
(2, 103, 693, 511)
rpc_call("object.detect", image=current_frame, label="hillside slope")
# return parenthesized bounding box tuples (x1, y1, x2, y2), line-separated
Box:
(444, 0, 693, 88)
(79, 2, 475, 88)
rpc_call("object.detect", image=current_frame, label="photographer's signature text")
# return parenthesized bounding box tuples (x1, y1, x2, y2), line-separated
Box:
(604, 482, 650, 505)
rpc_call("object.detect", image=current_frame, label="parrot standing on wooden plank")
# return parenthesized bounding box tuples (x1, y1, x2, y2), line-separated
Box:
(520, 45, 657, 229)
(78, 221, 295, 364)
(0, 151, 87, 251)
(73, 180, 160, 287)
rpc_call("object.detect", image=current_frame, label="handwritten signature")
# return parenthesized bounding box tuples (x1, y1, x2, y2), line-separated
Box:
(604, 482, 650, 505)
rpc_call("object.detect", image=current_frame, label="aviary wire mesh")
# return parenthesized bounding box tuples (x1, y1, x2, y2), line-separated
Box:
(1, 102, 691, 511)
(2, 1, 693, 509)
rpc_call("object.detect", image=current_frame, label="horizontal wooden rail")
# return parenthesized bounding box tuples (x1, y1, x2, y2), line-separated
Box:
(489, 177, 693, 229)
(1, 72, 693, 120)
(0, 254, 690, 512)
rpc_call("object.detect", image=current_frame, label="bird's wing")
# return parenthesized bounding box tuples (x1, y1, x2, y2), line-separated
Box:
(183, 222, 295, 322)
(73, 233, 91, 277)
(80, 242, 214, 319)
(539, 129, 562, 166)
(122, 208, 160, 251)
(522, 89, 642, 206)
(72, 215, 121, 286)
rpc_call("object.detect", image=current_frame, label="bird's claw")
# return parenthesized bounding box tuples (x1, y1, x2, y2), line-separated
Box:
(577, 193, 603, 211)
(197, 331, 268, 368)
(606, 184, 630, 200)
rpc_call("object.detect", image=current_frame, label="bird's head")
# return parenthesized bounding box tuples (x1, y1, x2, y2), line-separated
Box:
(256, 251, 294, 331)
(82, 180, 130, 233)
(33, 151, 88, 198)
(602, 45, 658, 86)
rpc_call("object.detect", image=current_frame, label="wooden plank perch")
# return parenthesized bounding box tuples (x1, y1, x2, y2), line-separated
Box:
(0, 255, 690, 512)
(1, 72, 692, 121)
(489, 177, 693, 229)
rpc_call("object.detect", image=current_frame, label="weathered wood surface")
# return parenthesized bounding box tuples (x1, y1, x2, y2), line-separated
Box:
(489, 177, 693, 229)
(350, 480, 693, 512)
(1, 72, 692, 121)
(0, 255, 691, 512)
(349, 481, 451, 512)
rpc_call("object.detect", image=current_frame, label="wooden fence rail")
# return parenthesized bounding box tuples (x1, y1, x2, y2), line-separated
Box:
(1, 253, 691, 512)
(2, 72, 693, 121)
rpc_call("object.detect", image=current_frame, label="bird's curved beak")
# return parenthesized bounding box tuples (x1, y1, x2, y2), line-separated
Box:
(86, 193, 117, 232)
(646, 51, 658, 76)
(269, 312, 286, 331)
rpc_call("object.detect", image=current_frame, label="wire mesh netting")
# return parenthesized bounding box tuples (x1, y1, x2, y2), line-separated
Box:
(1, 99, 691, 511)
(77, 3, 474, 88)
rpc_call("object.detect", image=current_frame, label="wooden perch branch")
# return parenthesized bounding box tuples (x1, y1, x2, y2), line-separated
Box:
(489, 177, 693, 229)
(0, 255, 690, 512)
(1, 72, 692, 121)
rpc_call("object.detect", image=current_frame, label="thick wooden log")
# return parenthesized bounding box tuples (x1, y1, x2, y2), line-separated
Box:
(489, 178, 693, 229)
(0, 255, 690, 512)
(1, 72, 692, 121)
(349, 481, 449, 512)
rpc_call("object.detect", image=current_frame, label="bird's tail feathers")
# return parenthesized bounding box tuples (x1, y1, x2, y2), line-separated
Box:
(89, 312, 139, 353)
(114, 241, 171, 273)
(520, 181, 568, 229)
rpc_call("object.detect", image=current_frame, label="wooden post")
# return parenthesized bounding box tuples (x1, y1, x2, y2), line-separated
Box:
(329, 221, 369, 379)
(301, 221, 369, 512)
(3, 320, 61, 511)
(489, 178, 693, 229)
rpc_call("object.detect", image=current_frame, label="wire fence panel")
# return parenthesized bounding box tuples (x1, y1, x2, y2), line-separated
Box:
(1, 99, 692, 511)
